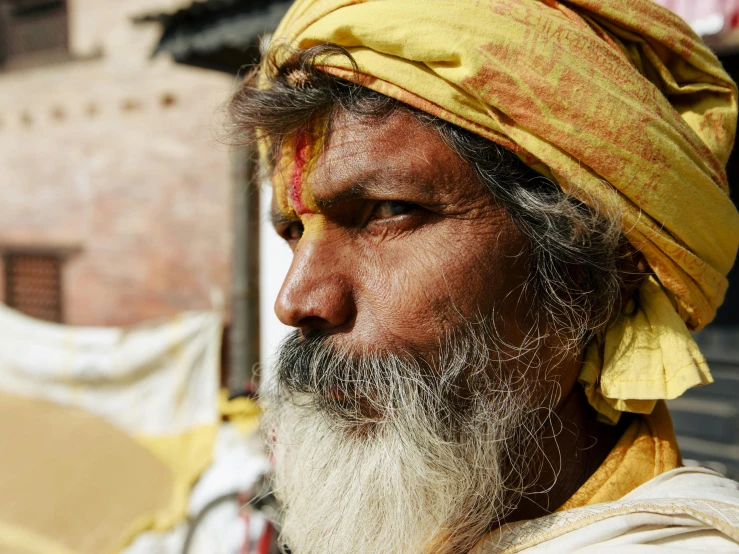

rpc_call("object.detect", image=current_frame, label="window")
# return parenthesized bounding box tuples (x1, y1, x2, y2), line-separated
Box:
(0, 0, 68, 67)
(4, 252, 63, 322)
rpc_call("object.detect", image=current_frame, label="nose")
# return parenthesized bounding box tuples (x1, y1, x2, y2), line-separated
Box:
(274, 239, 354, 331)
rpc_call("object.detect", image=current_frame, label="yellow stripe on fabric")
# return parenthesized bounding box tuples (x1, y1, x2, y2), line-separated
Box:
(78, 424, 219, 553)
(0, 393, 177, 554)
(133, 424, 218, 531)
(0, 521, 82, 554)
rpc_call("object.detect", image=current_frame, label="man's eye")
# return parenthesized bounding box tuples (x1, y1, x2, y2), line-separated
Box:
(370, 201, 416, 220)
(282, 222, 304, 242)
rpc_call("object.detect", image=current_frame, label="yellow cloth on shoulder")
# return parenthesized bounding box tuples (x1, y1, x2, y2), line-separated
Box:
(558, 400, 681, 511)
(267, 0, 739, 422)
(471, 403, 686, 551)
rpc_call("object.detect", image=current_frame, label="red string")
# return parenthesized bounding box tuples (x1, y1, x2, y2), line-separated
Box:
(257, 521, 273, 554)
(238, 491, 252, 554)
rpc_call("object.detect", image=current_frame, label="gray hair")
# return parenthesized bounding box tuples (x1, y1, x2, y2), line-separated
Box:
(229, 44, 625, 345)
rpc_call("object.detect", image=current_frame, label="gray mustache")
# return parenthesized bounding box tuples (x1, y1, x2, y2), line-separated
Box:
(273, 331, 437, 422)
(271, 328, 514, 429)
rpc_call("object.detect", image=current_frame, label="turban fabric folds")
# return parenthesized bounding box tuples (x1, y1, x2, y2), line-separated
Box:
(267, 0, 739, 422)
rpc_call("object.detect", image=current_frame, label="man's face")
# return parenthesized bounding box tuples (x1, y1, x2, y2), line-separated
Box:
(264, 109, 579, 554)
(272, 108, 534, 359)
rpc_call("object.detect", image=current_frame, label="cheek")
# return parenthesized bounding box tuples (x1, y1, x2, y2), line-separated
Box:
(352, 218, 530, 348)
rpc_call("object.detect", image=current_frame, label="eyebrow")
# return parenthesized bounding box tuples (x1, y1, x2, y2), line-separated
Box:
(312, 182, 371, 210)
(269, 166, 438, 228)
(319, 161, 439, 203)
(268, 182, 369, 228)
(270, 210, 297, 228)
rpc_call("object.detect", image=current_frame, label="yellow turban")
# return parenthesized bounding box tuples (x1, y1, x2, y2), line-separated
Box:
(267, 0, 739, 422)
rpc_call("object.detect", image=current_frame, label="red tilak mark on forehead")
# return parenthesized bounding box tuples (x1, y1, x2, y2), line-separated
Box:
(289, 129, 311, 215)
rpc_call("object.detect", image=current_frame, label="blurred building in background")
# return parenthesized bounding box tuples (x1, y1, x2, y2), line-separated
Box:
(137, 0, 294, 392)
(0, 5, 274, 553)
(0, 0, 233, 327)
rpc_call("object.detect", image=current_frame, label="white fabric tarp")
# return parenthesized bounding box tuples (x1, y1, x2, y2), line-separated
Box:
(0, 303, 221, 435)
(0, 304, 223, 554)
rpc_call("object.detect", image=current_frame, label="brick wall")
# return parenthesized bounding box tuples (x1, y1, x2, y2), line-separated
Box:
(0, 0, 234, 326)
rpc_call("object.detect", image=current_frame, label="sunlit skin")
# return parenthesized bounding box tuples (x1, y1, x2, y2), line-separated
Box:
(270, 109, 625, 520)
(272, 111, 535, 352)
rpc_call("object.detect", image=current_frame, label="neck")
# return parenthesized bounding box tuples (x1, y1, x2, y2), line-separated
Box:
(503, 385, 629, 524)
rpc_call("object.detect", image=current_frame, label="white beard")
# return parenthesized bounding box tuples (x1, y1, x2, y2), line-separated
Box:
(262, 369, 536, 554)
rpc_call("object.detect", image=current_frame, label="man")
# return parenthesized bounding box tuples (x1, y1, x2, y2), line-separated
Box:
(230, 0, 739, 552)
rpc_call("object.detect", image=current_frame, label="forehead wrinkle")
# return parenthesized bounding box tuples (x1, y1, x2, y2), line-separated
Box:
(302, 110, 487, 212)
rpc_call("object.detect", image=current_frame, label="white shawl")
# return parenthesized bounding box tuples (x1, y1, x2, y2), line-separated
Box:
(472, 467, 739, 553)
